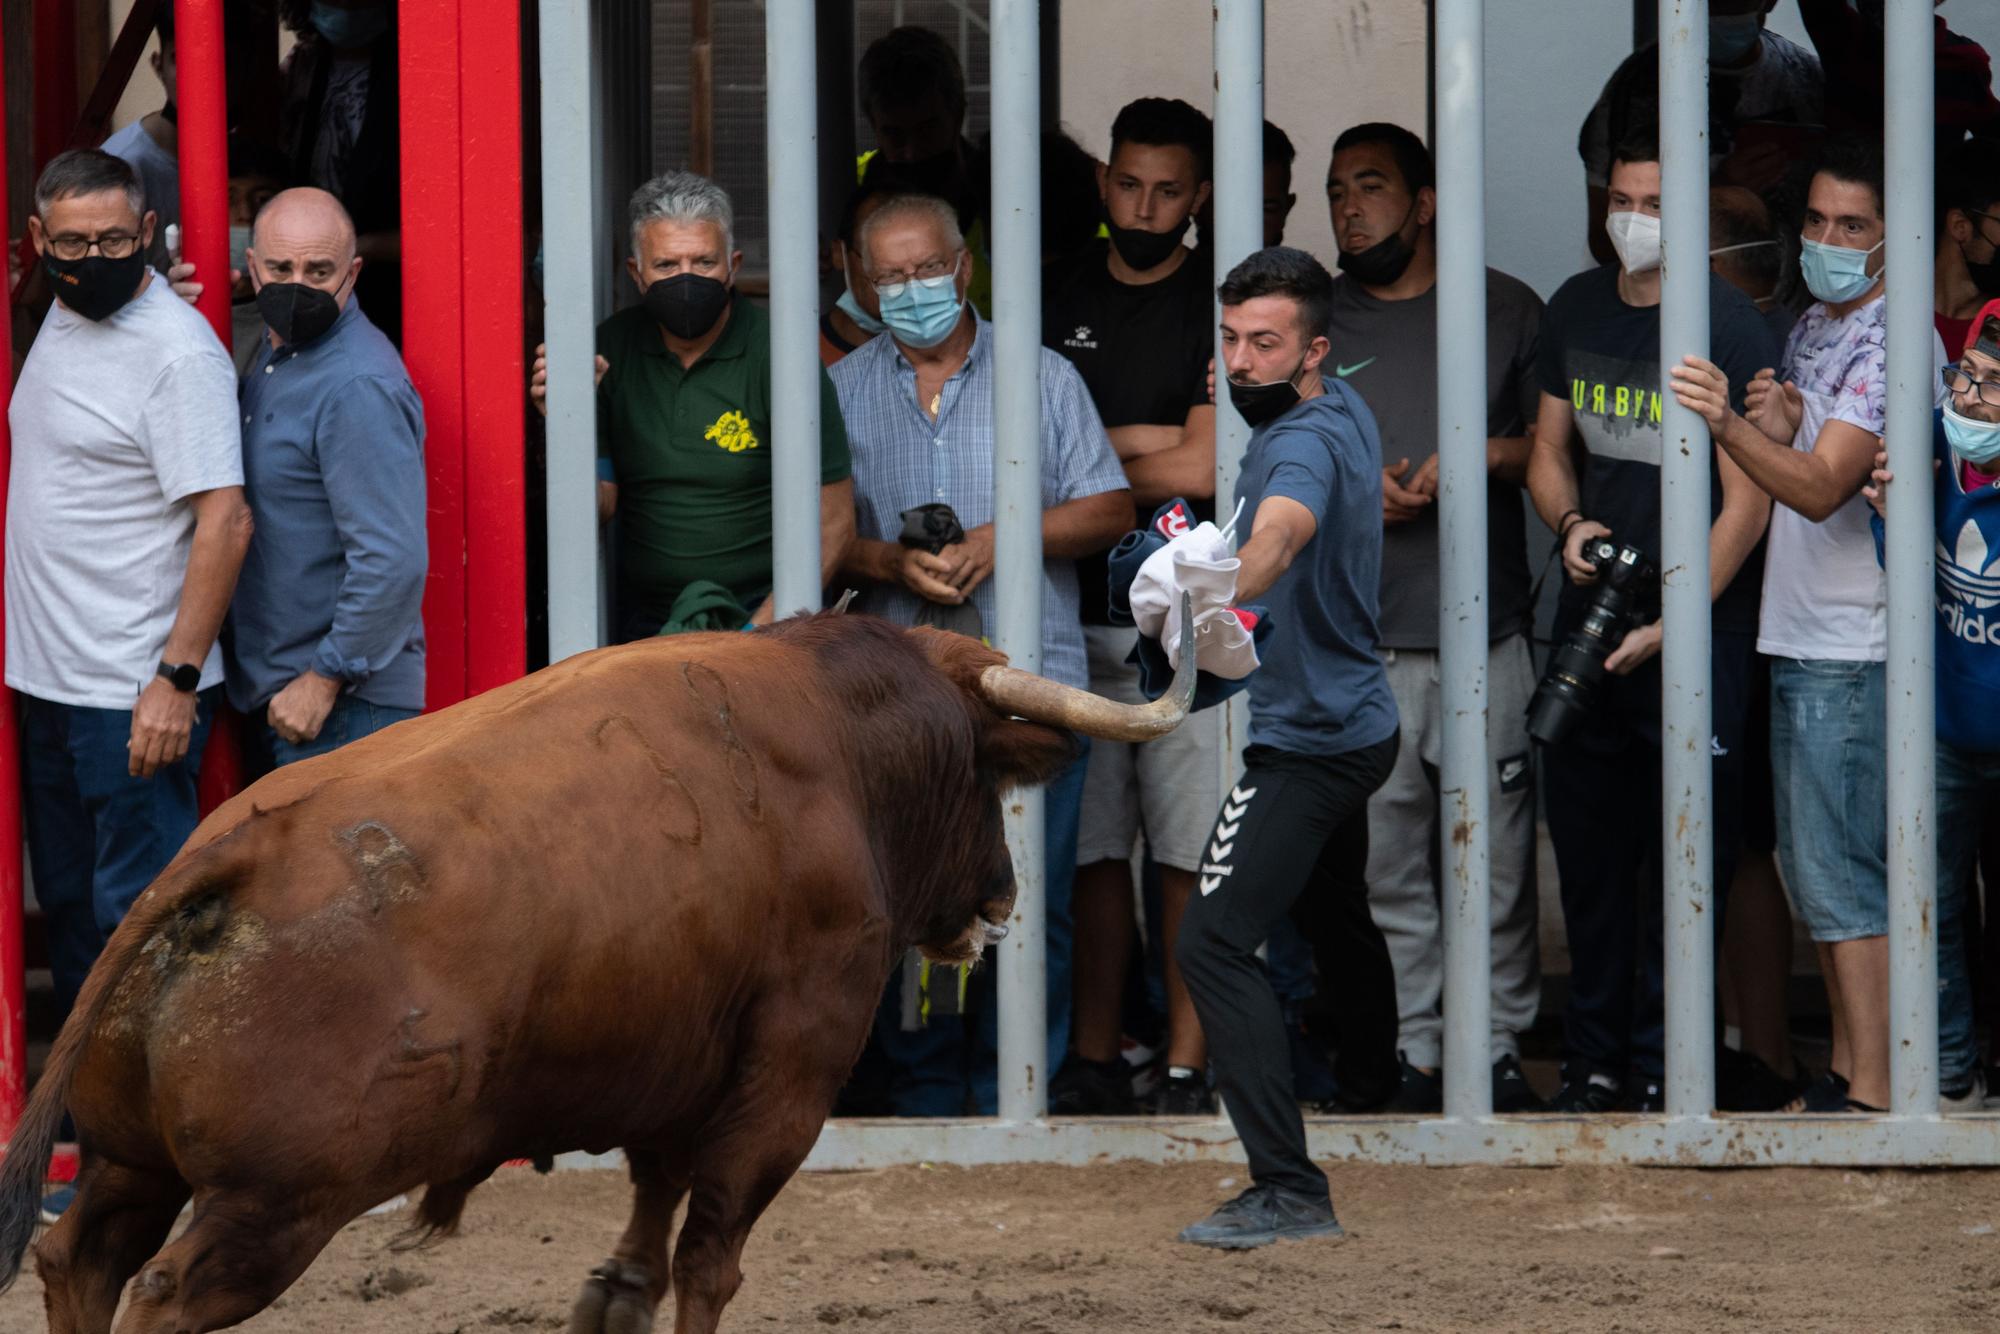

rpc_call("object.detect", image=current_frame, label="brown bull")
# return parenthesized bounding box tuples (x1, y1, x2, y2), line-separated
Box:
(0, 606, 1191, 1334)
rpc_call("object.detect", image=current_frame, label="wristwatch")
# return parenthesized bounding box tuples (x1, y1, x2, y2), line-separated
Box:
(156, 660, 201, 693)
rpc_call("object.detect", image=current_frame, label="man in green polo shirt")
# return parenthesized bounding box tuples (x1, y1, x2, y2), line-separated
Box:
(532, 170, 854, 640)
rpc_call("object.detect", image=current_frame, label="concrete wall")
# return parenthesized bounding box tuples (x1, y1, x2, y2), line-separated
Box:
(1057, 0, 1429, 270)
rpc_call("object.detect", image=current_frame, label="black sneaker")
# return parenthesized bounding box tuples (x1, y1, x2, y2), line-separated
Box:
(1492, 1055, 1546, 1112)
(1152, 1069, 1217, 1116)
(1627, 1079, 1664, 1113)
(1546, 1070, 1622, 1113)
(1049, 1056, 1135, 1114)
(1177, 1184, 1345, 1250)
(1386, 1056, 1443, 1113)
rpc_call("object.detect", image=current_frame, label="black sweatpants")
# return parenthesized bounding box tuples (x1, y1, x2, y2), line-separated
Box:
(1175, 735, 1400, 1201)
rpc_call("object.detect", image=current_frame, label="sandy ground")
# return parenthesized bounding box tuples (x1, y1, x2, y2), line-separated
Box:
(0, 1161, 1996, 1332)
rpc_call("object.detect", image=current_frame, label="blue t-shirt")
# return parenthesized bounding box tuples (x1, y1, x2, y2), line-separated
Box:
(1232, 381, 1399, 755)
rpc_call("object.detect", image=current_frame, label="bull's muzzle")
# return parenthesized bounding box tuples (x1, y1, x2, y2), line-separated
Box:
(976, 592, 1198, 742)
(980, 918, 1010, 946)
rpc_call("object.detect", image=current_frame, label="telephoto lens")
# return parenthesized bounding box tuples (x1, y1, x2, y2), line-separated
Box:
(1526, 540, 1657, 747)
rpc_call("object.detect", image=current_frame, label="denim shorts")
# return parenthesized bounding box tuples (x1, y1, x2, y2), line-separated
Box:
(1768, 656, 1888, 942)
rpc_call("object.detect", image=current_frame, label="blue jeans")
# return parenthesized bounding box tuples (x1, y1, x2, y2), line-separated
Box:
(20, 690, 216, 1022)
(1935, 740, 1997, 1089)
(1769, 658, 1889, 942)
(261, 695, 419, 768)
(874, 742, 1090, 1116)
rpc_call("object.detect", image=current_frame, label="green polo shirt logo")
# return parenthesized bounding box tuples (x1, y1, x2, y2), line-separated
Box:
(704, 409, 760, 453)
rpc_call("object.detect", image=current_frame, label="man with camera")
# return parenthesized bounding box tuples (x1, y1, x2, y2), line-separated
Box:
(1526, 130, 1777, 1113)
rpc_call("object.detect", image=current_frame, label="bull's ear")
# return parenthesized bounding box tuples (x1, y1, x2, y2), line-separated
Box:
(979, 717, 1080, 792)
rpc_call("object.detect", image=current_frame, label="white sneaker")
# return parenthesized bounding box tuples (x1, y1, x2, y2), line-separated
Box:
(1942, 1069, 1986, 1114)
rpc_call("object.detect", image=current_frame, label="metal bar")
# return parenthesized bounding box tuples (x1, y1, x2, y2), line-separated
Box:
(172, 0, 228, 345)
(459, 0, 526, 694)
(540, 0, 601, 664)
(690, 0, 713, 179)
(804, 1113, 2000, 1171)
(1211, 0, 1262, 811)
(31, 0, 76, 168)
(766, 0, 822, 619)
(1884, 0, 1938, 1115)
(71, 0, 164, 154)
(1434, 0, 1491, 1120)
(0, 9, 26, 1144)
(400, 0, 469, 708)
(1658, 0, 1714, 1119)
(991, 0, 1046, 1124)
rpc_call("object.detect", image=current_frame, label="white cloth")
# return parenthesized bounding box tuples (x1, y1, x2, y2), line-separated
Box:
(6, 279, 243, 708)
(1126, 521, 1262, 680)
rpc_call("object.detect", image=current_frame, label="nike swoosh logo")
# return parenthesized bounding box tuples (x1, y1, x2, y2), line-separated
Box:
(1334, 357, 1376, 378)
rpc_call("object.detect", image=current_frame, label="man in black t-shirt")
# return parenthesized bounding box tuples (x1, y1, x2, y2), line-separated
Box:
(1043, 97, 1221, 1117)
(1526, 130, 1778, 1114)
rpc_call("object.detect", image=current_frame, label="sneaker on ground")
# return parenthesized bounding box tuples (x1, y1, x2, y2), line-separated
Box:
(1546, 1070, 1622, 1113)
(1386, 1056, 1442, 1114)
(1152, 1069, 1217, 1116)
(1177, 1184, 1345, 1250)
(1049, 1056, 1136, 1115)
(1941, 1068, 1986, 1114)
(1492, 1055, 1546, 1112)
(39, 1184, 76, 1226)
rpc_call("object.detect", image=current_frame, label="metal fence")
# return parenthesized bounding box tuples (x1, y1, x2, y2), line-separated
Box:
(538, 0, 1994, 1168)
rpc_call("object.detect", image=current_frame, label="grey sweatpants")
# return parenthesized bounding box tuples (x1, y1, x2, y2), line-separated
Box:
(1362, 632, 1541, 1068)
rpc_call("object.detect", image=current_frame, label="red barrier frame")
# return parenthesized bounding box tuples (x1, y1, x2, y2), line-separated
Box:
(0, 14, 28, 1144)
(401, 1, 527, 708)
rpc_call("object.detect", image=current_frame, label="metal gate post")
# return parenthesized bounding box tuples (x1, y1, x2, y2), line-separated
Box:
(1658, 0, 1715, 1118)
(540, 0, 602, 663)
(1884, 0, 1939, 1115)
(766, 0, 823, 618)
(992, 0, 1048, 1123)
(0, 14, 26, 1144)
(173, 0, 230, 346)
(1211, 0, 1263, 808)
(1434, 0, 1493, 1120)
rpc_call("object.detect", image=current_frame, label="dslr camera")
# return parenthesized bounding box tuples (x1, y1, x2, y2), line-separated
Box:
(1526, 538, 1657, 747)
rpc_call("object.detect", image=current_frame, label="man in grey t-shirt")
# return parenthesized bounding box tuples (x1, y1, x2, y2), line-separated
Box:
(1323, 122, 1545, 1112)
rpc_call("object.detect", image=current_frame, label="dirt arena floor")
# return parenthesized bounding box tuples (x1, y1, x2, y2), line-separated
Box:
(0, 1161, 1996, 1332)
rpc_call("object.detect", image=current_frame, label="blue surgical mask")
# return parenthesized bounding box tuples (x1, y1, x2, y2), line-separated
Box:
(1709, 14, 1764, 65)
(1799, 236, 1884, 305)
(311, 1, 391, 49)
(836, 275, 887, 337)
(877, 271, 964, 349)
(1944, 399, 2000, 468)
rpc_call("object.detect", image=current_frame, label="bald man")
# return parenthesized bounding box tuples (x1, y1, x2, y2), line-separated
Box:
(226, 186, 429, 767)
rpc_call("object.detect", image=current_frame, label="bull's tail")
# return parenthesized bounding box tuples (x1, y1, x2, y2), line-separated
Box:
(0, 845, 245, 1291)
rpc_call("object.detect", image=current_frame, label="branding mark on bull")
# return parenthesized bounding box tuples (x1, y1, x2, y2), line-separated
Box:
(383, 1007, 464, 1100)
(589, 714, 703, 844)
(336, 821, 427, 913)
(681, 660, 764, 818)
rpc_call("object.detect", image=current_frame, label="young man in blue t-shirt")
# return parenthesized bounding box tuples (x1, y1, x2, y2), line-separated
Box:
(1174, 247, 1400, 1249)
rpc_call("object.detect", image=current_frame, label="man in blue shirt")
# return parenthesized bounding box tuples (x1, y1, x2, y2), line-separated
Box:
(1174, 247, 1400, 1250)
(831, 191, 1131, 1115)
(227, 187, 426, 766)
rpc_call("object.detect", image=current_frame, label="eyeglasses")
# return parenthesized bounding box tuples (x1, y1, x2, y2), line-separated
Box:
(44, 231, 142, 261)
(1943, 364, 2000, 407)
(868, 252, 960, 298)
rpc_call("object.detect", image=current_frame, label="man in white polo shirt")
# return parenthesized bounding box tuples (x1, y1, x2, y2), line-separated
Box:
(7, 149, 249, 1039)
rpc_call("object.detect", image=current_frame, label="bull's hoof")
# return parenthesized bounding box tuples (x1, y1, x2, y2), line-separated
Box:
(568, 1260, 654, 1334)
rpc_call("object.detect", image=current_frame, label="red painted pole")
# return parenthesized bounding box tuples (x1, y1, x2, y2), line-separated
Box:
(0, 15, 30, 1144)
(31, 0, 78, 169)
(457, 0, 525, 694)
(401, 2, 469, 710)
(173, 0, 244, 815)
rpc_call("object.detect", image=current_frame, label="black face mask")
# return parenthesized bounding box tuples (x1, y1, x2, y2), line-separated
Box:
(1337, 204, 1419, 287)
(256, 275, 348, 345)
(645, 272, 732, 340)
(1228, 359, 1306, 428)
(1106, 216, 1192, 271)
(43, 251, 148, 322)
(1964, 238, 2000, 296)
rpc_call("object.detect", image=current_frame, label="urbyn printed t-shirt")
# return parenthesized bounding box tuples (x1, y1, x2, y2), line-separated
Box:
(6, 277, 242, 709)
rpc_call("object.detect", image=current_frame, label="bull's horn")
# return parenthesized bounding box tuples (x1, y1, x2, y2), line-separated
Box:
(977, 592, 1199, 742)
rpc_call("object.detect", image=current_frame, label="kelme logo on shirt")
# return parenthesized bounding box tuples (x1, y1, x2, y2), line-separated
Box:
(704, 410, 760, 454)
(1063, 324, 1098, 351)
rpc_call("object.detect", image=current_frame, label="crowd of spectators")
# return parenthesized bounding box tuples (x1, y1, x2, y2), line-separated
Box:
(13, 0, 2000, 1228)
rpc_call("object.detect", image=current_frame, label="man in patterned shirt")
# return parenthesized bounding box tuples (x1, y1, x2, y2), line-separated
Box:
(831, 191, 1132, 1115)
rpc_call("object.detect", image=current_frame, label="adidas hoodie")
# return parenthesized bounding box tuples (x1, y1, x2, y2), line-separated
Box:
(1873, 411, 2000, 754)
